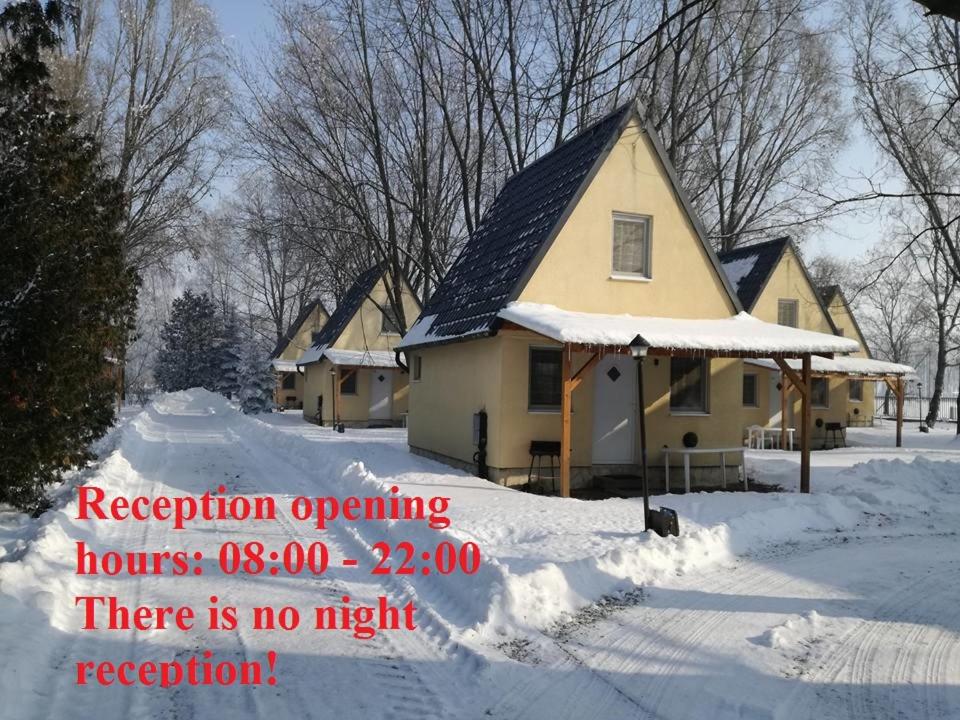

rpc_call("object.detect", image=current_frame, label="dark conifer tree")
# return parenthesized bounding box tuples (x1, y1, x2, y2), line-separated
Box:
(154, 291, 221, 392)
(0, 1, 138, 510)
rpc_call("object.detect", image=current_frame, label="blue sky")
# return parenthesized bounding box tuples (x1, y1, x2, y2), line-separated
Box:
(207, 0, 274, 50)
(205, 1, 880, 262)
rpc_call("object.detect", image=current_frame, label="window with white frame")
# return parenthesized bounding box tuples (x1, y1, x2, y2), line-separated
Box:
(811, 377, 829, 408)
(778, 299, 799, 328)
(849, 379, 863, 402)
(529, 348, 562, 411)
(612, 213, 651, 278)
(742, 373, 759, 407)
(670, 358, 709, 412)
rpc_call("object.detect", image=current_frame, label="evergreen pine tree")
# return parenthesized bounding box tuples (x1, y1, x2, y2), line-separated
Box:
(0, 1, 138, 511)
(216, 307, 243, 400)
(236, 339, 275, 415)
(154, 291, 221, 392)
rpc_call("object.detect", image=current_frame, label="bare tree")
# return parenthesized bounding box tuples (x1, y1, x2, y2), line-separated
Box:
(850, 0, 960, 284)
(908, 237, 960, 426)
(230, 177, 330, 346)
(636, 0, 846, 251)
(53, 0, 229, 272)
(858, 251, 928, 413)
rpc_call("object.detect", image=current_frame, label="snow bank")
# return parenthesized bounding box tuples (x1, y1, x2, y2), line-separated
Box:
(5, 390, 958, 654)
(232, 396, 960, 638)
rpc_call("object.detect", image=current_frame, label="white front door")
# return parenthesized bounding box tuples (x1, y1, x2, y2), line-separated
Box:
(369, 370, 393, 420)
(769, 371, 794, 427)
(592, 355, 636, 464)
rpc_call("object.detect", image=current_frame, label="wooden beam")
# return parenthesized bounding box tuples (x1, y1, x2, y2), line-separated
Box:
(780, 372, 788, 449)
(800, 355, 812, 493)
(560, 349, 574, 498)
(773, 358, 806, 397)
(570, 352, 600, 391)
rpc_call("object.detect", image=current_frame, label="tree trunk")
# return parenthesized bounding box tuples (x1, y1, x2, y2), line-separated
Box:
(925, 320, 948, 427)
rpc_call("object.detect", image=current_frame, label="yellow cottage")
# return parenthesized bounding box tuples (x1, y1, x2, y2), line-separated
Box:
(398, 104, 865, 493)
(718, 238, 878, 448)
(298, 264, 421, 428)
(270, 299, 329, 410)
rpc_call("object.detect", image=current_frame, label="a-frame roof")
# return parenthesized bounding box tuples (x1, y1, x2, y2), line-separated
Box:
(716, 237, 792, 312)
(400, 103, 741, 351)
(717, 236, 839, 335)
(307, 263, 385, 352)
(270, 297, 329, 359)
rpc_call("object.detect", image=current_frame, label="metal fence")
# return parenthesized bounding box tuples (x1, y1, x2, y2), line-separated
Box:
(875, 393, 960, 423)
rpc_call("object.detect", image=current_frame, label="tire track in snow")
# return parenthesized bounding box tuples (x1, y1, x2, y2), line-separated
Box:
(548, 533, 960, 720)
(226, 426, 470, 720)
(779, 555, 960, 720)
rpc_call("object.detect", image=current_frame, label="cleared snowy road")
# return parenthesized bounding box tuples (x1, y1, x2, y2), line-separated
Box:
(1, 391, 958, 720)
(498, 532, 960, 720)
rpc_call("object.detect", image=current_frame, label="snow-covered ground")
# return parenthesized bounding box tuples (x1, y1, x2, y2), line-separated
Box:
(1, 389, 958, 719)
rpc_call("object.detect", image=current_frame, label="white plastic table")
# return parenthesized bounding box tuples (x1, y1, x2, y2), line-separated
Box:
(747, 426, 795, 451)
(663, 446, 747, 494)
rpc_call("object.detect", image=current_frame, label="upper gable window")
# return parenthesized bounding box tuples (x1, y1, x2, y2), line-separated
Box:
(611, 213, 651, 279)
(778, 299, 799, 328)
(380, 304, 403, 335)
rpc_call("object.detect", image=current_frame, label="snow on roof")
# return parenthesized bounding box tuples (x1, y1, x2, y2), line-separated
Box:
(296, 346, 398, 368)
(322, 349, 399, 368)
(396, 314, 456, 349)
(296, 343, 327, 366)
(271, 359, 299, 372)
(746, 356, 914, 377)
(721, 254, 762, 295)
(497, 302, 861, 355)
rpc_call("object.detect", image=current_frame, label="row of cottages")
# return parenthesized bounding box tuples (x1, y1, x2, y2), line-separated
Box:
(716, 238, 877, 441)
(270, 299, 330, 409)
(295, 264, 421, 427)
(397, 103, 910, 493)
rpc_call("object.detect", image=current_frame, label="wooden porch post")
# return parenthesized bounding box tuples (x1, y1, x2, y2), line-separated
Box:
(780, 372, 789, 449)
(558, 348, 601, 499)
(334, 368, 341, 425)
(800, 354, 812, 494)
(560, 349, 573, 498)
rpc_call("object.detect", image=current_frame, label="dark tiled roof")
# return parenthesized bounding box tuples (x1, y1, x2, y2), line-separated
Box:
(716, 237, 790, 311)
(270, 298, 328, 358)
(308, 264, 384, 350)
(414, 104, 634, 340)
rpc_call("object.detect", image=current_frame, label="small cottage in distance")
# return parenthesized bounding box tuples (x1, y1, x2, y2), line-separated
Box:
(298, 264, 420, 428)
(270, 299, 329, 410)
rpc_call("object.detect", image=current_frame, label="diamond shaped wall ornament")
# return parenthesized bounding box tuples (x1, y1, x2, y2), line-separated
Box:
(378, 374, 385, 382)
(606, 366, 621, 382)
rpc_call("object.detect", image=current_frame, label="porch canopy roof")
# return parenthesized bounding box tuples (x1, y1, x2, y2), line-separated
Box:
(746, 356, 914, 379)
(271, 359, 299, 373)
(498, 302, 860, 357)
(297, 347, 399, 369)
